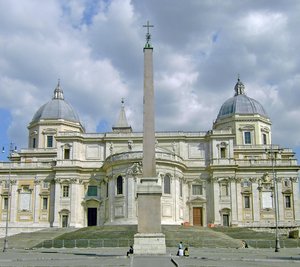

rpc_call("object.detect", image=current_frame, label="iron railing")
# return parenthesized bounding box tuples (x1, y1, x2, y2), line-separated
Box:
(35, 238, 300, 249)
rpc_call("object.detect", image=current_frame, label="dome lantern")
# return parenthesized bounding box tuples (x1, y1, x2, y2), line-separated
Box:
(53, 79, 64, 100)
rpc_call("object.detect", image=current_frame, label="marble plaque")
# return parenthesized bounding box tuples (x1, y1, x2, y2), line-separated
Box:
(188, 143, 205, 159)
(262, 192, 273, 209)
(162, 204, 172, 217)
(19, 193, 31, 211)
(86, 145, 101, 159)
(114, 205, 124, 217)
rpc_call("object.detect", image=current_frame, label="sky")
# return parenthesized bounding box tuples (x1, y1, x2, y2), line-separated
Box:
(1, 0, 300, 161)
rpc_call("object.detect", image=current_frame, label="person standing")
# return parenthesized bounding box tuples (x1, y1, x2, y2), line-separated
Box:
(177, 241, 183, 256)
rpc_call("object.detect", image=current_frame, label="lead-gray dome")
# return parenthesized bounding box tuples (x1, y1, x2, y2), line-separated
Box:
(31, 82, 80, 123)
(216, 78, 268, 121)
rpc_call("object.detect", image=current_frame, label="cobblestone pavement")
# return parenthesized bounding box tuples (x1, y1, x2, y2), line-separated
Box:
(0, 247, 299, 267)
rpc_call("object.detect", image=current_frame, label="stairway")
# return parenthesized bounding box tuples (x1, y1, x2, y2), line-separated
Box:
(163, 225, 242, 248)
(0, 225, 243, 249)
(0, 228, 77, 249)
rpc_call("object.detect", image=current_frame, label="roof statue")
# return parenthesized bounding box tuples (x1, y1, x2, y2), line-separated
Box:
(234, 75, 245, 95)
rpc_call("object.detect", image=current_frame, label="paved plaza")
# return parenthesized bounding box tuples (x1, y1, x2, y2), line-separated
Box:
(0, 247, 299, 267)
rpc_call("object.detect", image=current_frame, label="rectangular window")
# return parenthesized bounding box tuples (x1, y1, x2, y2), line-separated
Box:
(106, 183, 109, 198)
(64, 148, 70, 159)
(87, 186, 98, 197)
(285, 195, 291, 208)
(3, 181, 9, 189)
(3, 197, 8, 210)
(244, 131, 251, 144)
(117, 176, 123, 195)
(242, 181, 250, 187)
(164, 176, 171, 194)
(220, 147, 226, 158)
(221, 184, 229, 196)
(192, 185, 202, 195)
(32, 137, 36, 148)
(62, 185, 69, 198)
(262, 133, 267, 145)
(244, 195, 250, 208)
(42, 197, 48, 210)
(47, 135, 53, 148)
(180, 180, 183, 197)
(42, 182, 49, 189)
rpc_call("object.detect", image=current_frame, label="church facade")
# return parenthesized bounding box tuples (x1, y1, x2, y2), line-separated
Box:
(1, 76, 300, 234)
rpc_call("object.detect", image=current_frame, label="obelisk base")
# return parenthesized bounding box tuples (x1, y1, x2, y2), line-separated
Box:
(133, 233, 166, 255)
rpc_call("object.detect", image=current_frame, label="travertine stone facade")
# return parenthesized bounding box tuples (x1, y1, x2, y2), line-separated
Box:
(0, 79, 299, 236)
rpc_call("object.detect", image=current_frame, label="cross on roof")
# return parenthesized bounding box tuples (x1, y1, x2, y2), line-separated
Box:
(143, 21, 154, 44)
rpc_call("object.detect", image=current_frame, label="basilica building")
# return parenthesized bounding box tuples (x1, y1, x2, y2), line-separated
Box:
(0, 74, 300, 235)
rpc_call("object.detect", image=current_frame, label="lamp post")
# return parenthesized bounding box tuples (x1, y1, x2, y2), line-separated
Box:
(268, 145, 280, 252)
(2, 143, 17, 252)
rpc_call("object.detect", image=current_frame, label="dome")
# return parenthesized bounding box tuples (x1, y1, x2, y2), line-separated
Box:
(31, 82, 81, 123)
(216, 78, 268, 121)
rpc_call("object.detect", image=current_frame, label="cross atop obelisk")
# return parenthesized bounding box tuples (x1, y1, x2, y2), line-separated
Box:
(143, 21, 154, 47)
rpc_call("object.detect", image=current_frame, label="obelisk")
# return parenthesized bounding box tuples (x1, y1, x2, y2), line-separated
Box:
(133, 21, 166, 255)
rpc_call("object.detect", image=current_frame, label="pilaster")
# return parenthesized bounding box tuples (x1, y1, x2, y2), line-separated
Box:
(213, 180, 220, 225)
(230, 180, 238, 225)
(292, 177, 300, 222)
(252, 181, 260, 223)
(69, 178, 79, 227)
(33, 179, 41, 224)
(10, 179, 17, 223)
(52, 178, 61, 227)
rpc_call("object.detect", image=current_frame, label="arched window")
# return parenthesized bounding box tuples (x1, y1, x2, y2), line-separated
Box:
(164, 175, 171, 194)
(117, 175, 123, 195)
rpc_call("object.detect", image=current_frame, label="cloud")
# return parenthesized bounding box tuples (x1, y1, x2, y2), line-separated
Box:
(0, 0, 300, 157)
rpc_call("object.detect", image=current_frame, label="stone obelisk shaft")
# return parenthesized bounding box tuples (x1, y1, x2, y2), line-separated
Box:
(137, 46, 162, 234)
(142, 47, 156, 178)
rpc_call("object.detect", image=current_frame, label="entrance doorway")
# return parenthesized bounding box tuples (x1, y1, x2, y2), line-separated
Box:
(87, 208, 97, 226)
(193, 207, 202, 226)
(223, 214, 229, 226)
(62, 215, 68, 227)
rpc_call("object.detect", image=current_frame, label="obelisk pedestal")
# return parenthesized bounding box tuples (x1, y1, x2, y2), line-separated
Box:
(133, 23, 166, 255)
(134, 178, 166, 255)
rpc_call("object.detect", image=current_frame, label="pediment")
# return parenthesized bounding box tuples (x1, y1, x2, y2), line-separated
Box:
(187, 196, 206, 203)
